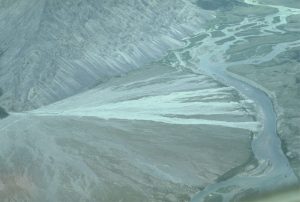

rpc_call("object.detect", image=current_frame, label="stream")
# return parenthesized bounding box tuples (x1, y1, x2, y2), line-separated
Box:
(1, 0, 299, 201)
(171, 0, 300, 201)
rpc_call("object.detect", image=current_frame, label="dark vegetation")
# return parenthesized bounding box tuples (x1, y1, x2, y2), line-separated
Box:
(0, 88, 8, 119)
(289, 50, 300, 63)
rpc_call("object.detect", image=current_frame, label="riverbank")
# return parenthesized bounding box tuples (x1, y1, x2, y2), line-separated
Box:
(186, 0, 300, 200)
(226, 0, 300, 182)
(228, 46, 300, 180)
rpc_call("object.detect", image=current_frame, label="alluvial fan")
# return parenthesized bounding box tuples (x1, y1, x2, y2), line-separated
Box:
(0, 63, 258, 201)
(1, 0, 286, 201)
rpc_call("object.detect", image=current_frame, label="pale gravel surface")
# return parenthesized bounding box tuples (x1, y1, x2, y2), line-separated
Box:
(0, 64, 256, 201)
(1, 0, 297, 201)
(0, 3, 258, 198)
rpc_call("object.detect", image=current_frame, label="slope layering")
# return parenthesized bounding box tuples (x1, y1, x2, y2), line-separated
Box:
(1, 0, 298, 201)
(0, 64, 258, 201)
(0, 0, 260, 201)
(0, 0, 211, 111)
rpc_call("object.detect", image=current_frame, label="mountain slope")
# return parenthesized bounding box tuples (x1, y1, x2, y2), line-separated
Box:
(0, 0, 212, 111)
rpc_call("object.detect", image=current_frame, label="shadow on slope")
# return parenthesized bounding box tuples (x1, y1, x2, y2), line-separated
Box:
(0, 88, 8, 119)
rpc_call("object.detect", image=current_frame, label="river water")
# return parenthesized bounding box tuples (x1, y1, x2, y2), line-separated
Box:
(170, 0, 300, 201)
(22, 0, 300, 200)
(39, 0, 300, 200)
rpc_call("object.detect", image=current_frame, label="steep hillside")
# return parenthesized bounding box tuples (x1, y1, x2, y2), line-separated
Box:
(0, 0, 212, 111)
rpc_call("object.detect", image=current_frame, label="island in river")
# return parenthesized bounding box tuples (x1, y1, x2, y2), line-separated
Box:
(0, 0, 299, 201)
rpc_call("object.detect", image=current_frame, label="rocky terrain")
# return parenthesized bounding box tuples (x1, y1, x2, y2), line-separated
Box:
(0, 0, 212, 111)
(0, 0, 299, 201)
(0, 0, 259, 201)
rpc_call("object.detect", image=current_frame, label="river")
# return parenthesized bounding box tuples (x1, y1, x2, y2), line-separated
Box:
(171, 0, 300, 201)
